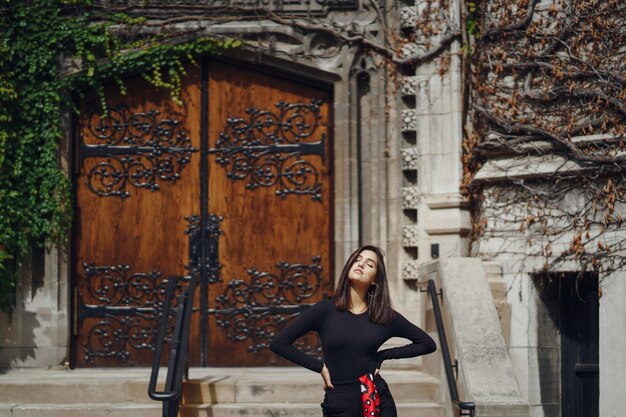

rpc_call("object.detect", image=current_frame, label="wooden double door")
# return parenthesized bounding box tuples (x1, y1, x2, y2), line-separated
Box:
(72, 60, 333, 367)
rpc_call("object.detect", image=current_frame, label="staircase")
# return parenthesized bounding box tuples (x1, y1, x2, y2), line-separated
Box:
(181, 368, 443, 417)
(0, 368, 160, 417)
(0, 367, 443, 417)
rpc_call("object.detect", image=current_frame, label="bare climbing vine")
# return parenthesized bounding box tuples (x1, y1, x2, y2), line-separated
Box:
(465, 0, 626, 275)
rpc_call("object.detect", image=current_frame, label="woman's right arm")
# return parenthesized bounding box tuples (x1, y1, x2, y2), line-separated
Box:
(269, 299, 330, 373)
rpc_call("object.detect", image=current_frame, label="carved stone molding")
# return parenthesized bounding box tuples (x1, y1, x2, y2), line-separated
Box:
(402, 186, 421, 210)
(401, 147, 419, 170)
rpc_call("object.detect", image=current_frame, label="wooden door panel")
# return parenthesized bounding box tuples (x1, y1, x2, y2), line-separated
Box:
(73, 59, 334, 367)
(74, 66, 201, 366)
(205, 61, 333, 366)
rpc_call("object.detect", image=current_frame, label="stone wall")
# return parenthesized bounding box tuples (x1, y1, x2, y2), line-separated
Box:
(473, 178, 626, 416)
(398, 0, 470, 297)
(0, 247, 69, 368)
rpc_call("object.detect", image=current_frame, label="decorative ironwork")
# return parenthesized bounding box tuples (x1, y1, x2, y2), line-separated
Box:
(80, 105, 197, 198)
(82, 263, 165, 307)
(78, 213, 217, 364)
(209, 256, 325, 356)
(209, 100, 327, 202)
(78, 262, 183, 363)
(186, 213, 223, 283)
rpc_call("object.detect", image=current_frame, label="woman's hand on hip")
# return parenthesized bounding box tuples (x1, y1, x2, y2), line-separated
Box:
(321, 364, 334, 389)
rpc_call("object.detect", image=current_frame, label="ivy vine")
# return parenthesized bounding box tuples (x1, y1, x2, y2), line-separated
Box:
(0, 0, 241, 312)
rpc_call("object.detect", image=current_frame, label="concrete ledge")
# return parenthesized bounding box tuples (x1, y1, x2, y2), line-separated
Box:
(421, 258, 530, 417)
(472, 155, 585, 183)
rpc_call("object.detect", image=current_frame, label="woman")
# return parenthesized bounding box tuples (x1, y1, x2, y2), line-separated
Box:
(270, 245, 437, 417)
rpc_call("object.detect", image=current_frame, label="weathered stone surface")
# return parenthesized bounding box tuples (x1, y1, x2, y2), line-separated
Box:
(181, 402, 443, 417)
(422, 258, 530, 417)
(402, 225, 420, 247)
(401, 109, 417, 133)
(402, 260, 421, 281)
(422, 207, 470, 236)
(599, 272, 626, 417)
(0, 367, 443, 417)
(473, 155, 582, 182)
(400, 76, 418, 97)
(401, 147, 419, 170)
(399, 6, 417, 29)
(10, 403, 161, 417)
(402, 186, 420, 210)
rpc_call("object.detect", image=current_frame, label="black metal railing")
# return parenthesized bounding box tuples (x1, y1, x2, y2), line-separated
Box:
(426, 279, 475, 417)
(148, 274, 197, 417)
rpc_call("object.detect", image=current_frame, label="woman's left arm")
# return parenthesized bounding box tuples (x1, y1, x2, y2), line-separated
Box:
(375, 312, 437, 370)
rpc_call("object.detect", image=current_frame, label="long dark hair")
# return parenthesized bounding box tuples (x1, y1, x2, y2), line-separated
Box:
(333, 245, 395, 325)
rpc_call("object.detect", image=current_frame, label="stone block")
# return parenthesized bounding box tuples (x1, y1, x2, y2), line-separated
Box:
(401, 147, 419, 170)
(399, 42, 424, 59)
(400, 76, 418, 97)
(399, 6, 417, 29)
(400, 109, 417, 133)
(435, 258, 530, 415)
(402, 225, 420, 247)
(473, 155, 582, 182)
(401, 186, 420, 210)
(422, 207, 470, 236)
(402, 260, 420, 281)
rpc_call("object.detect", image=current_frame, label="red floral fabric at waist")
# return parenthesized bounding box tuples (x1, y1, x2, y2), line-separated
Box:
(358, 373, 381, 417)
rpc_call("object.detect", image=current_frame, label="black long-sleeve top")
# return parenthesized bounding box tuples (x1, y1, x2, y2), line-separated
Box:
(269, 299, 436, 383)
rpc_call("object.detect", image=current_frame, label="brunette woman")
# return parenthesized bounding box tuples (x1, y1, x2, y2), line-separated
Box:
(270, 245, 437, 417)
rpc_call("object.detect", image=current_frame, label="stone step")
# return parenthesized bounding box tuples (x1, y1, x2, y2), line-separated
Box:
(1, 401, 443, 417)
(182, 368, 440, 404)
(180, 401, 444, 417)
(0, 402, 161, 417)
(0, 369, 154, 404)
(0, 368, 443, 417)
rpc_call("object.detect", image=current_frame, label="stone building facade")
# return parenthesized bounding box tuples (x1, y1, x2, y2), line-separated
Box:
(1, 0, 625, 416)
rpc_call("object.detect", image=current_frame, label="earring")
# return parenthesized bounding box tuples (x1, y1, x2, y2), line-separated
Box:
(367, 283, 380, 297)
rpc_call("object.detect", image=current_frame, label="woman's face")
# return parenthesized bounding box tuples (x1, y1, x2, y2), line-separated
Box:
(348, 249, 378, 287)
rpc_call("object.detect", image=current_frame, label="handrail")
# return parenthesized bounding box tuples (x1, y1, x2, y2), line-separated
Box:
(426, 279, 475, 417)
(148, 274, 197, 417)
